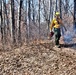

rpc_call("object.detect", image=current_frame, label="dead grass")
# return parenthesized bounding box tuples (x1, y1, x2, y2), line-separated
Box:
(0, 40, 76, 75)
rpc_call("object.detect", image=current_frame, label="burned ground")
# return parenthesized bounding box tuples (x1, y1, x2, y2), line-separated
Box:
(0, 40, 76, 75)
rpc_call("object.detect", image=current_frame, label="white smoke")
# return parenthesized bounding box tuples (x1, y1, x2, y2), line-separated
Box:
(62, 26, 76, 44)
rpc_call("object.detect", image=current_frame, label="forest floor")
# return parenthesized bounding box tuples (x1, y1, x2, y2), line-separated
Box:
(0, 40, 76, 75)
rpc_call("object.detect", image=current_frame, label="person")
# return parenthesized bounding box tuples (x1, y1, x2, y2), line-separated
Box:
(50, 12, 67, 48)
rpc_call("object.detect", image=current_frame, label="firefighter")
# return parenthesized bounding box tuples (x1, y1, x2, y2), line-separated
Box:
(50, 12, 66, 48)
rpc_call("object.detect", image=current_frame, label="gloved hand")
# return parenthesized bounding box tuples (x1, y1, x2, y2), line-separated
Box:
(50, 31, 54, 37)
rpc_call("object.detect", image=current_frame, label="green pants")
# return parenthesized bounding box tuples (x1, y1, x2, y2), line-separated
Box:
(54, 28, 61, 45)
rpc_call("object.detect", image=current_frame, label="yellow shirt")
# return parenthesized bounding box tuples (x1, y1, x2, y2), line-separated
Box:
(50, 18, 62, 30)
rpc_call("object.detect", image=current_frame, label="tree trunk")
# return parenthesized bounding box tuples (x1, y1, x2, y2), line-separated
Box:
(0, 0, 2, 34)
(25, 0, 28, 43)
(1, 0, 4, 42)
(49, 0, 52, 21)
(74, 0, 76, 28)
(59, 0, 64, 35)
(28, 0, 31, 40)
(11, 0, 16, 44)
(4, 0, 9, 37)
(18, 0, 23, 44)
(32, 0, 35, 23)
(56, 0, 58, 12)
(39, 0, 40, 39)
(10, 0, 13, 44)
(65, 0, 69, 14)
(48, 0, 52, 29)
(17, 0, 20, 44)
(59, 0, 62, 19)
(1, 0, 6, 49)
(3, 0, 7, 44)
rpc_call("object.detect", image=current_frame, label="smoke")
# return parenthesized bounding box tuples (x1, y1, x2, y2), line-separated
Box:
(63, 31, 73, 43)
(62, 26, 76, 44)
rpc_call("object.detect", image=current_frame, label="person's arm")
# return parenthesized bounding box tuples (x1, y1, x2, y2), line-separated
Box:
(60, 19, 67, 31)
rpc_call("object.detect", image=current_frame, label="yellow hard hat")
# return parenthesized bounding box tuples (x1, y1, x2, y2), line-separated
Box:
(55, 12, 60, 16)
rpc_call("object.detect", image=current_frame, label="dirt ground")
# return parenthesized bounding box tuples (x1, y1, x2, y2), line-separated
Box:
(0, 40, 76, 75)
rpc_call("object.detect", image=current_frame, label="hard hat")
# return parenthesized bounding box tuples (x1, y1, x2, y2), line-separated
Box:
(55, 12, 60, 16)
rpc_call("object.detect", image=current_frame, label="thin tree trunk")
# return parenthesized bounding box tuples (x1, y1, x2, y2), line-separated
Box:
(59, 0, 64, 35)
(1, 0, 4, 42)
(1, 0, 6, 49)
(43, 0, 48, 22)
(59, 0, 62, 19)
(28, 0, 31, 40)
(11, 0, 16, 44)
(0, 0, 1, 36)
(10, 0, 13, 44)
(25, 0, 28, 43)
(48, 0, 52, 32)
(4, 0, 9, 37)
(74, 0, 76, 28)
(18, 0, 23, 44)
(17, 0, 20, 44)
(32, 0, 35, 23)
(56, 0, 58, 12)
(39, 0, 40, 39)
(65, 0, 69, 14)
(49, 0, 52, 21)
(3, 0, 7, 44)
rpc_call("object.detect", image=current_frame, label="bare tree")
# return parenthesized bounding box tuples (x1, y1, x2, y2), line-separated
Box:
(0, 0, 2, 33)
(1, 0, 4, 42)
(59, 0, 62, 19)
(32, 0, 35, 23)
(11, 0, 16, 44)
(39, 0, 41, 38)
(48, 0, 53, 32)
(55, 0, 58, 12)
(18, 0, 23, 44)
(65, 0, 69, 14)
(0, 0, 75, 48)
(74, 0, 76, 28)
(28, 0, 31, 40)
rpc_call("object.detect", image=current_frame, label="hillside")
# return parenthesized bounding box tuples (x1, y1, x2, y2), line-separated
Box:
(0, 40, 76, 75)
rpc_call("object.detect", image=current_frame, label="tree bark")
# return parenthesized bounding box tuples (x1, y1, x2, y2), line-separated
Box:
(74, 0, 76, 28)
(28, 0, 31, 40)
(18, 0, 23, 43)
(59, 0, 62, 19)
(1, 0, 4, 42)
(56, 0, 58, 12)
(38, 0, 41, 39)
(32, 0, 35, 23)
(25, 0, 28, 42)
(65, 0, 69, 14)
(11, 0, 16, 44)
